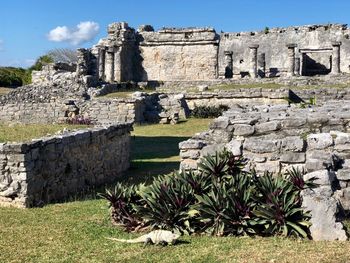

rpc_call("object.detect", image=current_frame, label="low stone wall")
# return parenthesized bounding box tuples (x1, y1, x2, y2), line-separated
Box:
(0, 123, 132, 207)
(182, 87, 350, 110)
(179, 102, 350, 211)
(2, 86, 350, 125)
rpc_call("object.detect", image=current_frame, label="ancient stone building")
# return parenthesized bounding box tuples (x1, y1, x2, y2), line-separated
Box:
(81, 22, 350, 83)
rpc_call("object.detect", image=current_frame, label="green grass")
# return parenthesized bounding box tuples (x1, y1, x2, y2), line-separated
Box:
(1, 118, 350, 263)
(0, 124, 88, 142)
(100, 87, 156, 99)
(125, 118, 213, 184)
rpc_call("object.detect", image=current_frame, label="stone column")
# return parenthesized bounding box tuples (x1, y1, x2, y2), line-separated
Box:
(98, 47, 106, 80)
(258, 53, 266, 78)
(249, 44, 259, 78)
(300, 53, 305, 76)
(105, 47, 115, 82)
(224, 51, 233, 78)
(295, 57, 300, 76)
(286, 44, 297, 76)
(331, 41, 341, 75)
(114, 48, 122, 82)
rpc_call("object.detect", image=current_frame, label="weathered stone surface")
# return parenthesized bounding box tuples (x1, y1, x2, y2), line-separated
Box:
(280, 152, 306, 163)
(0, 124, 132, 207)
(233, 124, 255, 136)
(179, 139, 206, 150)
(307, 133, 334, 150)
(302, 188, 347, 241)
(337, 169, 350, 181)
(226, 139, 242, 156)
(281, 136, 304, 152)
(255, 121, 281, 134)
(304, 170, 336, 186)
(243, 138, 280, 153)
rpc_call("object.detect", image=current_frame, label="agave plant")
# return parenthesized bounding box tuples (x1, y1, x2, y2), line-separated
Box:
(253, 172, 311, 238)
(98, 183, 144, 232)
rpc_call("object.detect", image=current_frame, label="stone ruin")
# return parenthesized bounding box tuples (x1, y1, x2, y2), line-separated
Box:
(1, 21, 350, 240)
(48, 22, 350, 85)
(179, 101, 350, 240)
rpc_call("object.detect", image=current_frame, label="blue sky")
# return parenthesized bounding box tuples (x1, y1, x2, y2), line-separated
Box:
(1, 0, 350, 67)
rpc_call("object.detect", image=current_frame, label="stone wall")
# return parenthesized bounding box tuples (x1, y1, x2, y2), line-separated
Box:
(218, 24, 350, 77)
(87, 22, 350, 83)
(138, 28, 219, 81)
(179, 102, 350, 212)
(0, 123, 132, 207)
(180, 102, 350, 171)
(0, 91, 188, 125)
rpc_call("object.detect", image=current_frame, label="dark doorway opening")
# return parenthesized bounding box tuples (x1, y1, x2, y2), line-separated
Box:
(302, 54, 331, 76)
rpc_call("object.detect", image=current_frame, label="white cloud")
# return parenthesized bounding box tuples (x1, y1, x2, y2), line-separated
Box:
(47, 21, 99, 45)
(0, 40, 4, 51)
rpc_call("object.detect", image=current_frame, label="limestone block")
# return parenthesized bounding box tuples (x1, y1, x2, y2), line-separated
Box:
(302, 188, 347, 241)
(201, 143, 226, 157)
(254, 161, 281, 174)
(280, 152, 306, 163)
(337, 169, 350, 181)
(281, 136, 305, 152)
(226, 140, 242, 156)
(282, 118, 307, 128)
(243, 138, 280, 153)
(304, 170, 335, 186)
(179, 139, 206, 150)
(180, 150, 201, 159)
(233, 124, 255, 136)
(307, 133, 334, 150)
(255, 121, 281, 134)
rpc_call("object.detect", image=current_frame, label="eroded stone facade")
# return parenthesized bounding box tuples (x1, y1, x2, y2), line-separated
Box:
(77, 22, 350, 83)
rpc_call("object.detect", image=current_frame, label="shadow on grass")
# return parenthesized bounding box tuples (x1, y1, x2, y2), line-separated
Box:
(130, 136, 190, 160)
(57, 135, 190, 204)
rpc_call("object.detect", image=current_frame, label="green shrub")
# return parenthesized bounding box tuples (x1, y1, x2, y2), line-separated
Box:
(191, 105, 229, 118)
(99, 149, 315, 238)
(0, 67, 31, 87)
(252, 172, 312, 238)
(98, 183, 144, 232)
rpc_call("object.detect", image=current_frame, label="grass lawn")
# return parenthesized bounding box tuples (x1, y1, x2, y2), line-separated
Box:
(1, 118, 350, 263)
(0, 124, 89, 143)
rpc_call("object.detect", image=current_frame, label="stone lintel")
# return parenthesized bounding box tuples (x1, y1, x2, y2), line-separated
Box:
(331, 41, 342, 47)
(286, 43, 298, 48)
(224, 51, 233, 55)
(249, 44, 259, 49)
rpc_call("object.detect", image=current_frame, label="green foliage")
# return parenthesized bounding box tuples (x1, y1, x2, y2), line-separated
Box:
(191, 105, 229, 118)
(0, 67, 31, 87)
(100, 149, 313, 239)
(29, 55, 54, 71)
(264, 26, 270, 34)
(253, 172, 311, 238)
(136, 173, 197, 234)
(0, 54, 54, 87)
(98, 183, 144, 232)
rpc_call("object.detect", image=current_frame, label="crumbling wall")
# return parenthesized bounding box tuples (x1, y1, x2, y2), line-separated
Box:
(218, 24, 350, 77)
(0, 124, 132, 207)
(138, 28, 219, 81)
(138, 27, 219, 81)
